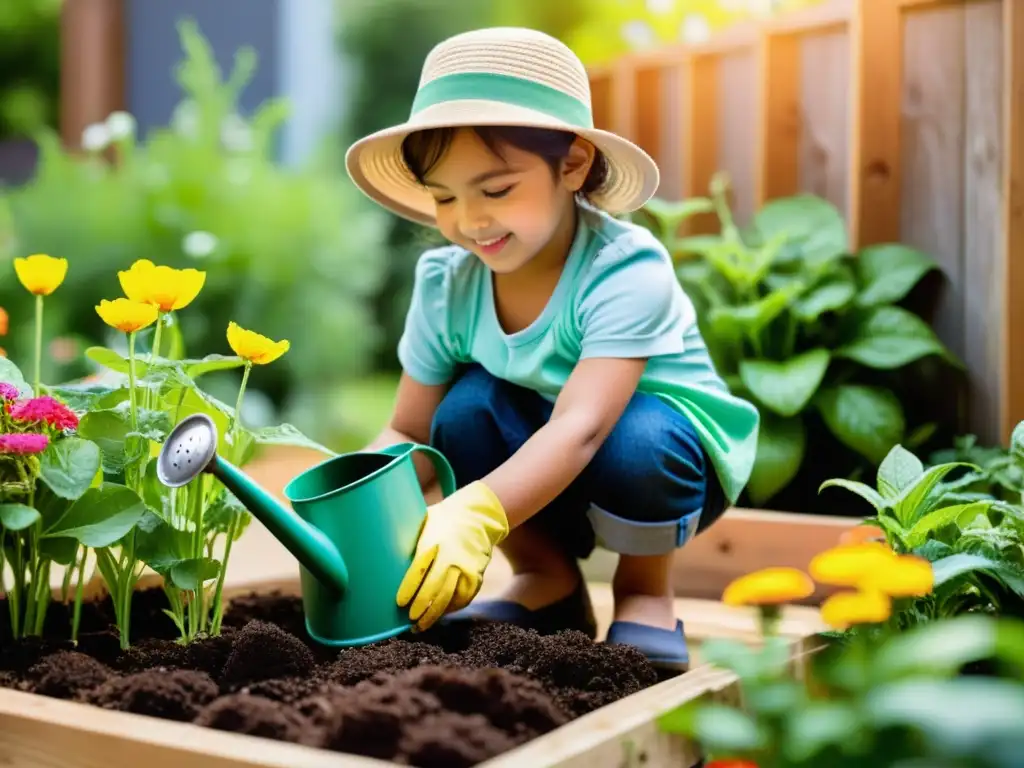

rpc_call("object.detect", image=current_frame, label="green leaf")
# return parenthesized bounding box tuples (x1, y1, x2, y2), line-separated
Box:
(87, 346, 245, 381)
(783, 701, 862, 763)
(43, 384, 120, 413)
(641, 197, 715, 237)
(43, 483, 147, 547)
(871, 614, 1024, 681)
(85, 346, 130, 374)
(0, 357, 31, 397)
(747, 414, 806, 506)
(877, 444, 924, 499)
(793, 278, 857, 322)
(0, 503, 41, 531)
(836, 306, 953, 369)
(1011, 420, 1024, 466)
(77, 406, 134, 473)
(134, 511, 191, 573)
(39, 437, 102, 500)
(203, 488, 252, 539)
(893, 461, 978, 527)
(854, 243, 937, 307)
(689, 703, 768, 753)
(169, 557, 221, 591)
(906, 502, 993, 549)
(739, 348, 831, 417)
(931, 553, 1024, 597)
(866, 678, 1024, 764)
(818, 478, 886, 511)
(707, 286, 796, 343)
(753, 193, 848, 264)
(816, 385, 906, 465)
(251, 423, 336, 457)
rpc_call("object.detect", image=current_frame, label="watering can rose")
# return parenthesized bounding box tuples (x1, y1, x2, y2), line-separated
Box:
(14, 254, 67, 296)
(118, 258, 206, 312)
(95, 298, 158, 333)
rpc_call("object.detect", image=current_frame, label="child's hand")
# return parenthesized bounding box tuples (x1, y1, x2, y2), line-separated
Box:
(396, 481, 509, 631)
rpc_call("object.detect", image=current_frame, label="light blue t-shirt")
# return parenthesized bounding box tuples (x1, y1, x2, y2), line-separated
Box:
(397, 203, 760, 504)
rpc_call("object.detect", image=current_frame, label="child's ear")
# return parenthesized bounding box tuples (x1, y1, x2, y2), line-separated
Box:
(561, 138, 597, 191)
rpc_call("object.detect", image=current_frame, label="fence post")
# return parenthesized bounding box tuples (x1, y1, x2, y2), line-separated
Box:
(1003, 0, 1024, 442)
(848, 0, 902, 247)
(757, 30, 801, 206)
(60, 0, 126, 150)
(684, 53, 719, 233)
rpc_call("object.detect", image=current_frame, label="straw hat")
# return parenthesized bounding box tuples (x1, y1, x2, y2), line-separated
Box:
(345, 27, 660, 227)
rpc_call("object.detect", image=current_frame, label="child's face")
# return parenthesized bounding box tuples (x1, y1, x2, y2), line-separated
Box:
(422, 128, 594, 274)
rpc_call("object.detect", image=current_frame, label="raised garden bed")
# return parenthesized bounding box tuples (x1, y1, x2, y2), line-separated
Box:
(0, 575, 824, 768)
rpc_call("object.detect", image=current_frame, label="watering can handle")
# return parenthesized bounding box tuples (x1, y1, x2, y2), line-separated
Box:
(380, 443, 458, 498)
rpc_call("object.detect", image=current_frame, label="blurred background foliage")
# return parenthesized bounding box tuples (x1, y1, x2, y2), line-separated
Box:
(0, 0, 60, 141)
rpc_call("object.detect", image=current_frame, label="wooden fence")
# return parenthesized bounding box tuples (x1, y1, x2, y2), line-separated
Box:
(588, 0, 1024, 447)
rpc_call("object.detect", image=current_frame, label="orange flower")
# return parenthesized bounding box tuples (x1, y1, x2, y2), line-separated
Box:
(839, 525, 887, 546)
(0, 306, 8, 336)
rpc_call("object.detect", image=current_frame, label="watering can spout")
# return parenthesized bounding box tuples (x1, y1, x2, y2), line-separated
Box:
(155, 414, 349, 595)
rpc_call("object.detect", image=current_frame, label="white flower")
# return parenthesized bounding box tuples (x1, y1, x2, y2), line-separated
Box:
(105, 111, 136, 141)
(680, 15, 711, 44)
(81, 123, 110, 152)
(182, 231, 218, 259)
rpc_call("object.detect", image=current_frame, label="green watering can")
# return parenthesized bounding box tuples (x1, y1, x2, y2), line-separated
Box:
(155, 413, 457, 647)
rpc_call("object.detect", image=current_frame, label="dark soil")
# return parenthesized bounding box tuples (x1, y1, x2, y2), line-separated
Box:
(0, 587, 660, 767)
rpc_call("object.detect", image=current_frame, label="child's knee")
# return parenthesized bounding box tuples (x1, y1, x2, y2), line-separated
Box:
(585, 394, 718, 557)
(430, 365, 500, 445)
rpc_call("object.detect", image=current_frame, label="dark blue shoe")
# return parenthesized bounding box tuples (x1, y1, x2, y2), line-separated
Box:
(605, 619, 690, 671)
(444, 578, 598, 639)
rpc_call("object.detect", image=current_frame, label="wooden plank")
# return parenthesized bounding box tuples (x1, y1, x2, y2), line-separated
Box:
(589, 72, 613, 132)
(849, 0, 903, 247)
(962, 0, 1005, 445)
(899, 6, 967, 358)
(799, 29, 851, 219)
(1004, 0, 1024, 443)
(633, 65, 664, 173)
(718, 49, 759, 227)
(611, 59, 637, 141)
(59, 0, 125, 149)
(758, 31, 802, 205)
(684, 53, 720, 233)
(659, 60, 686, 200)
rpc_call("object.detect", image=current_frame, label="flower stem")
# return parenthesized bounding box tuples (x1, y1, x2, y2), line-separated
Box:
(231, 362, 251, 460)
(127, 331, 138, 431)
(71, 548, 87, 644)
(33, 294, 42, 396)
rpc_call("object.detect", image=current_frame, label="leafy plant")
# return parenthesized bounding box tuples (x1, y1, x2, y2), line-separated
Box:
(1, 253, 333, 648)
(639, 174, 959, 508)
(821, 436, 1024, 625)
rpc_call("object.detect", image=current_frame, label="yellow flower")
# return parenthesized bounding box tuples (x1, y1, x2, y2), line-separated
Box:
(820, 589, 892, 630)
(95, 298, 158, 333)
(227, 321, 289, 365)
(118, 258, 206, 312)
(722, 567, 815, 607)
(809, 542, 896, 588)
(858, 554, 934, 598)
(14, 254, 68, 296)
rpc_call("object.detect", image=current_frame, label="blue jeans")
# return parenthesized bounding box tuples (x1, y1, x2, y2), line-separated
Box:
(430, 365, 727, 561)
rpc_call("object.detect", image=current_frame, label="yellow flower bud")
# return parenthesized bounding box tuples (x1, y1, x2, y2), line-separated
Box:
(722, 566, 815, 607)
(226, 321, 289, 365)
(95, 298, 158, 333)
(118, 258, 206, 312)
(820, 589, 892, 630)
(14, 254, 68, 296)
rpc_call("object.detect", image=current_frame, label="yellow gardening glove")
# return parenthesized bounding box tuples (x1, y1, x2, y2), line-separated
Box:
(396, 480, 509, 631)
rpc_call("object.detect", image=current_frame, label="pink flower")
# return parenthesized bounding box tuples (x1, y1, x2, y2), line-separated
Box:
(0, 432, 49, 455)
(0, 383, 19, 402)
(8, 396, 79, 431)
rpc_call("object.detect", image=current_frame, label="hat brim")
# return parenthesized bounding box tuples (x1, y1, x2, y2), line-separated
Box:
(345, 100, 660, 227)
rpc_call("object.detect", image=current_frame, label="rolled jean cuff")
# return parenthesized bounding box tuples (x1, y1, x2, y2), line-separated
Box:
(586, 504, 703, 556)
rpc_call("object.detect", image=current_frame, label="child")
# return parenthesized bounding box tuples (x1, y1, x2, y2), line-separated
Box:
(345, 27, 759, 670)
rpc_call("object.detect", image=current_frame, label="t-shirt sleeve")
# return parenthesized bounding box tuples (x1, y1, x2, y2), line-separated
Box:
(577, 235, 692, 360)
(397, 248, 458, 385)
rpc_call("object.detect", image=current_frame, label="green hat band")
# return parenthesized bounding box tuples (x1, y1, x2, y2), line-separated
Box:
(410, 72, 594, 130)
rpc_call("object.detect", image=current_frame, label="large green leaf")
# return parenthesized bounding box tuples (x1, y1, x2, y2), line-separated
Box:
(753, 194, 848, 265)
(893, 461, 979, 527)
(0, 503, 41, 531)
(707, 286, 796, 343)
(251, 423, 336, 457)
(876, 444, 924, 500)
(836, 306, 952, 369)
(0, 357, 31, 396)
(818, 478, 886, 512)
(43, 483, 147, 548)
(43, 384, 120, 413)
(739, 348, 830, 417)
(792, 278, 857, 323)
(783, 702, 862, 763)
(746, 414, 806, 506)
(932, 553, 1024, 597)
(39, 437, 102, 500)
(86, 347, 244, 380)
(816, 385, 906, 465)
(906, 502, 992, 549)
(854, 243, 937, 307)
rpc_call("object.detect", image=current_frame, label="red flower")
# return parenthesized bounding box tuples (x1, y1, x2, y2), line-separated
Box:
(8, 396, 79, 431)
(0, 432, 49, 455)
